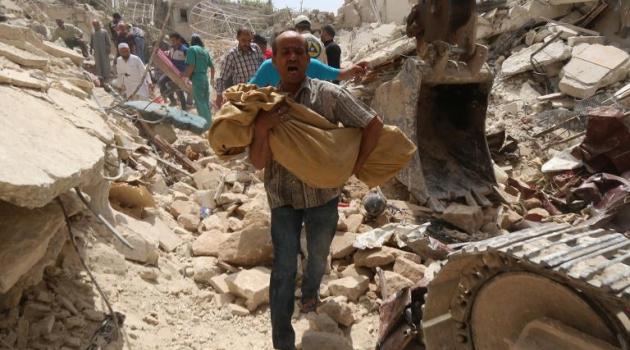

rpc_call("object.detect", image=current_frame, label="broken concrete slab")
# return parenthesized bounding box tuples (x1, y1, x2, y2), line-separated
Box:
(0, 201, 64, 293)
(0, 41, 48, 69)
(559, 44, 630, 99)
(567, 36, 605, 47)
(502, 41, 571, 76)
(327, 276, 369, 302)
(377, 271, 414, 298)
(225, 267, 271, 311)
(40, 41, 84, 66)
(208, 273, 231, 294)
(0, 68, 48, 90)
(113, 212, 160, 265)
(0, 85, 105, 208)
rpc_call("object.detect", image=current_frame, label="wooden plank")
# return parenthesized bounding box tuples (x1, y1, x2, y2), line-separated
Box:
(138, 121, 201, 173)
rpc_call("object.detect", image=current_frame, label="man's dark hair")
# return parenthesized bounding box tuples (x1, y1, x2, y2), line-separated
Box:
(236, 27, 253, 37)
(322, 24, 336, 38)
(253, 34, 267, 47)
(271, 29, 309, 56)
(169, 32, 182, 41)
(191, 34, 204, 47)
(113, 13, 121, 20)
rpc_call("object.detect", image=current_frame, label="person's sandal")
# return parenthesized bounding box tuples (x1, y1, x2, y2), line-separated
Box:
(300, 298, 318, 313)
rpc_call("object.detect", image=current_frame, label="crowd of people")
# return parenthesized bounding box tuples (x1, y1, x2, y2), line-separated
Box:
(49, 14, 365, 126)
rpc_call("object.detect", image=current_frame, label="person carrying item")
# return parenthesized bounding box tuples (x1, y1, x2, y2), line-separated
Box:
(159, 33, 189, 110)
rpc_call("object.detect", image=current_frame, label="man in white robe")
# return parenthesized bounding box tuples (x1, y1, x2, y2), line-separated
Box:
(115, 43, 152, 100)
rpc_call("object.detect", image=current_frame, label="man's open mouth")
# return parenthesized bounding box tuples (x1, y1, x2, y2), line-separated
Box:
(287, 66, 298, 72)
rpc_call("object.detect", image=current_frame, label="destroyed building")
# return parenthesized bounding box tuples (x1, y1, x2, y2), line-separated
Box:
(0, 0, 629, 349)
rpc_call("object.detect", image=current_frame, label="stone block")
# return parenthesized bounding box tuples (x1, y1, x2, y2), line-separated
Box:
(317, 296, 355, 327)
(192, 230, 232, 256)
(393, 257, 425, 282)
(218, 222, 273, 267)
(327, 276, 369, 302)
(192, 257, 222, 284)
(225, 267, 271, 311)
(353, 247, 397, 268)
(330, 232, 357, 259)
(0, 41, 48, 68)
(441, 203, 484, 234)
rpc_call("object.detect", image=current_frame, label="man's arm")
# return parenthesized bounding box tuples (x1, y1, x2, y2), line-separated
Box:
(51, 28, 60, 42)
(215, 52, 235, 106)
(337, 62, 368, 81)
(249, 60, 273, 87)
(249, 104, 288, 169)
(353, 116, 383, 174)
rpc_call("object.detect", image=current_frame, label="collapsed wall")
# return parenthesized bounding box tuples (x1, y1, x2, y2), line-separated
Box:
(337, 0, 414, 29)
(0, 21, 113, 310)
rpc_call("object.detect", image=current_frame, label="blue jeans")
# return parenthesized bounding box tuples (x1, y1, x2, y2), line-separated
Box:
(270, 197, 339, 350)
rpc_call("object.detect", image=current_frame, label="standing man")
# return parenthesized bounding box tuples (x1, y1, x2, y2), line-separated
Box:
(129, 24, 146, 62)
(215, 27, 263, 107)
(51, 19, 89, 57)
(115, 22, 136, 55)
(293, 15, 327, 64)
(115, 43, 152, 100)
(254, 34, 272, 59)
(182, 34, 215, 124)
(90, 20, 111, 83)
(159, 33, 189, 109)
(249, 31, 382, 350)
(109, 13, 122, 43)
(321, 24, 341, 84)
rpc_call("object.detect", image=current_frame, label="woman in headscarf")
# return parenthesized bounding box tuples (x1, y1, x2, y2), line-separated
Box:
(182, 34, 215, 125)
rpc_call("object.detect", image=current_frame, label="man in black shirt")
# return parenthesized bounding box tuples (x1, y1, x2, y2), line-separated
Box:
(321, 24, 341, 84)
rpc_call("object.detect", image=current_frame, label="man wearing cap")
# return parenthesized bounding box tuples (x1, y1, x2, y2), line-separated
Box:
(115, 42, 152, 100)
(51, 19, 89, 57)
(215, 27, 264, 107)
(293, 15, 327, 65)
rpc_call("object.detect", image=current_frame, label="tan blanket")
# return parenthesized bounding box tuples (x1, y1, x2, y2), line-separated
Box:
(208, 84, 416, 188)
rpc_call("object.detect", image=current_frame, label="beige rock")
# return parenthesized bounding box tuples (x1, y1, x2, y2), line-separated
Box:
(307, 313, 342, 335)
(317, 296, 355, 327)
(302, 330, 352, 350)
(330, 232, 357, 259)
(499, 208, 523, 230)
(377, 271, 414, 298)
(172, 182, 196, 196)
(441, 203, 484, 234)
(343, 214, 364, 233)
(227, 217, 244, 232)
(208, 273, 231, 294)
(194, 190, 216, 208)
(0, 41, 48, 68)
(225, 267, 271, 311)
(169, 200, 200, 218)
(192, 257, 222, 284)
(192, 168, 221, 190)
(86, 242, 127, 276)
(192, 230, 232, 256)
(215, 293, 235, 307)
(216, 192, 249, 206)
(177, 214, 200, 232)
(228, 303, 250, 316)
(0, 202, 64, 293)
(114, 212, 160, 265)
(144, 214, 182, 252)
(523, 197, 542, 210)
(41, 40, 84, 65)
(327, 276, 369, 302)
(502, 41, 571, 76)
(201, 214, 227, 232)
(393, 257, 425, 282)
(235, 194, 270, 221)
(340, 264, 373, 279)
(218, 222, 273, 267)
(353, 247, 397, 268)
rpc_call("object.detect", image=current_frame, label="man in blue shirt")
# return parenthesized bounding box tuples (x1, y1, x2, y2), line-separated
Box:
(159, 32, 189, 109)
(249, 57, 367, 87)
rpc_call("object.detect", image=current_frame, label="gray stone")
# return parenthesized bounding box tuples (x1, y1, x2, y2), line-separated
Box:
(567, 36, 605, 47)
(501, 41, 571, 76)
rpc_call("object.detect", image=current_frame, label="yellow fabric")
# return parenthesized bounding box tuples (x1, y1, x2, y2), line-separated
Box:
(208, 84, 417, 188)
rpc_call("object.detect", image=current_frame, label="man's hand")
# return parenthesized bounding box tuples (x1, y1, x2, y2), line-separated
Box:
(255, 103, 289, 132)
(214, 95, 223, 109)
(339, 61, 369, 81)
